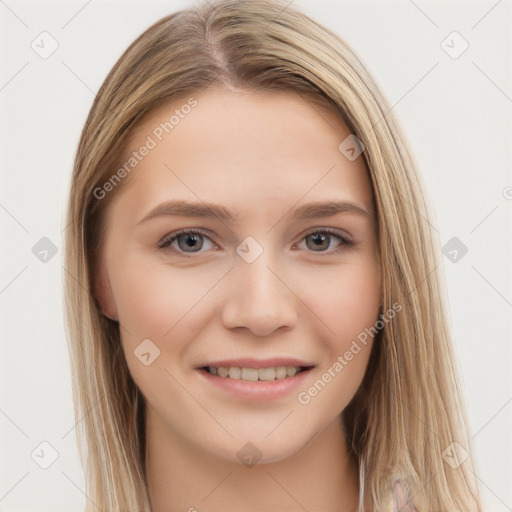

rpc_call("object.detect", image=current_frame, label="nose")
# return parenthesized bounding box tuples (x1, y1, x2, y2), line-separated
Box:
(221, 250, 298, 337)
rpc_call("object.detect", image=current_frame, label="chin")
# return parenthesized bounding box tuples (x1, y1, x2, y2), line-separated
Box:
(204, 428, 315, 467)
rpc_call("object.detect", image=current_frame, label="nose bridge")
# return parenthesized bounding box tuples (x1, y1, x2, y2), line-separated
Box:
(221, 237, 297, 335)
(240, 248, 279, 301)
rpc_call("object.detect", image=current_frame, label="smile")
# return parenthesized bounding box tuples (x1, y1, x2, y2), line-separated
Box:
(197, 361, 315, 401)
(202, 365, 308, 381)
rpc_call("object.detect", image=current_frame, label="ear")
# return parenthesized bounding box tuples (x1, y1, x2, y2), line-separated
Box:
(93, 257, 118, 322)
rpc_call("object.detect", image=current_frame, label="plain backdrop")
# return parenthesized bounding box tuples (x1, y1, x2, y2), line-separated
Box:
(1, 0, 511, 510)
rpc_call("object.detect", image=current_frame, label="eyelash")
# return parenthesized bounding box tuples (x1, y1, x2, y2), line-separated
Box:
(157, 227, 353, 255)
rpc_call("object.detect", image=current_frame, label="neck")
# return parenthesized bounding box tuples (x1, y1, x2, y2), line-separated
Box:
(145, 409, 359, 512)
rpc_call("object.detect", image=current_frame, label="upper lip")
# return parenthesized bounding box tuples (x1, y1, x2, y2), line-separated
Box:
(198, 358, 315, 369)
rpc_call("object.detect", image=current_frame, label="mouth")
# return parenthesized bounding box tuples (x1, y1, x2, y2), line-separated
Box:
(200, 365, 313, 381)
(195, 357, 315, 403)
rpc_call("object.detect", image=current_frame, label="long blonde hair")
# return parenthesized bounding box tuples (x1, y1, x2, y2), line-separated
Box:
(63, 1, 482, 510)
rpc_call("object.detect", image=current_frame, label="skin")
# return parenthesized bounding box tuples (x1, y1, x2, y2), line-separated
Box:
(95, 86, 381, 512)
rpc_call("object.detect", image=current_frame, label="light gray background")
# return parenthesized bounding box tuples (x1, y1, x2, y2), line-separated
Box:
(1, 0, 511, 510)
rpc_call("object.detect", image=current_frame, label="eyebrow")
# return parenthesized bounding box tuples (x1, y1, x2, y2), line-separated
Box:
(137, 199, 370, 225)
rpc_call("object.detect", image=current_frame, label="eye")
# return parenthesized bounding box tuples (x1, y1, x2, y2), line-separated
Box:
(157, 227, 352, 256)
(157, 229, 216, 254)
(296, 228, 352, 253)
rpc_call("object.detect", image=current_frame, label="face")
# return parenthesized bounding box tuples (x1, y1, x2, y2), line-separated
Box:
(95, 87, 381, 464)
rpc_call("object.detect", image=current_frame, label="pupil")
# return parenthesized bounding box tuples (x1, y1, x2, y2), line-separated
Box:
(308, 233, 328, 251)
(178, 234, 202, 252)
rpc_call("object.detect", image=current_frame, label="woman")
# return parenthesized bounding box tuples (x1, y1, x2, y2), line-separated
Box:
(63, 1, 483, 510)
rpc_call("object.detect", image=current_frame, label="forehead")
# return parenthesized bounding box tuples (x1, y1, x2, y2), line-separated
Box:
(108, 87, 373, 223)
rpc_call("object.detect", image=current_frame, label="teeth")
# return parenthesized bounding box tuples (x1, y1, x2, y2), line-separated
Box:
(275, 366, 287, 379)
(228, 367, 241, 379)
(207, 365, 304, 380)
(241, 367, 259, 381)
(258, 367, 275, 381)
(286, 366, 297, 377)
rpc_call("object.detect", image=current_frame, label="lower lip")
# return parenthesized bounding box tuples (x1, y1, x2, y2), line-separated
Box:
(197, 368, 313, 401)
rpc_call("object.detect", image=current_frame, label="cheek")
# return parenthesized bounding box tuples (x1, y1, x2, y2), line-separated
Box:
(296, 262, 379, 417)
(110, 254, 213, 336)
(108, 253, 230, 373)
(300, 257, 381, 345)
(295, 257, 380, 408)
(110, 257, 222, 398)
